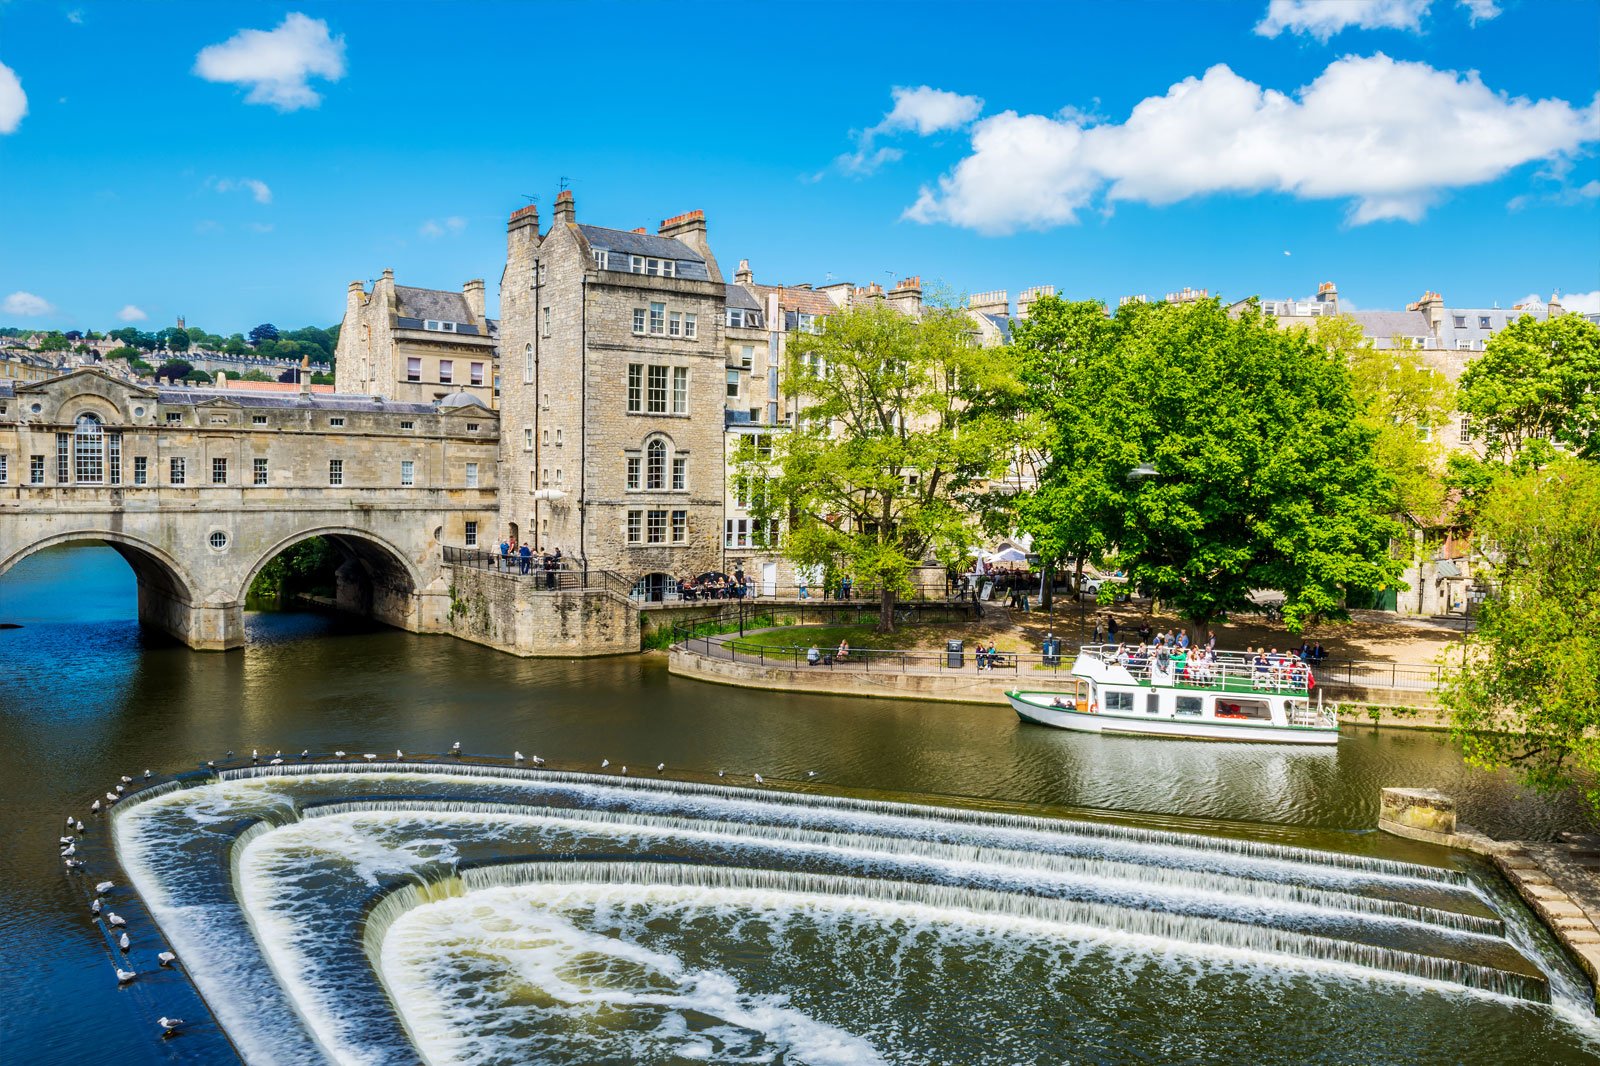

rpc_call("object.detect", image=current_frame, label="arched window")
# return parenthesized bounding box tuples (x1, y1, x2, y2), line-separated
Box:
(524, 342, 534, 384)
(646, 438, 667, 490)
(74, 413, 104, 483)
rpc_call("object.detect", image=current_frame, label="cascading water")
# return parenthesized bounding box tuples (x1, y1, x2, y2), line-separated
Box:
(113, 763, 1600, 1066)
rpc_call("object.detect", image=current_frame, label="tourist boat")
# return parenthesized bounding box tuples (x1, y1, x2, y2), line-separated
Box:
(1007, 644, 1339, 745)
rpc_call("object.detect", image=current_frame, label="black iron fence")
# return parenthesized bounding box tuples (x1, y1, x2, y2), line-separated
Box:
(672, 628, 1448, 691)
(442, 547, 633, 597)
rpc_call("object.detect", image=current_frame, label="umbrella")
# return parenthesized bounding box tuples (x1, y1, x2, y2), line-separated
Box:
(986, 547, 1028, 563)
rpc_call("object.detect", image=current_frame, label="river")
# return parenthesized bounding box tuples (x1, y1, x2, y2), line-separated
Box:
(1, 545, 1594, 1064)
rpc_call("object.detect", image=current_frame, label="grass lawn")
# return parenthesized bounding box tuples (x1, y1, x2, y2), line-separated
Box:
(732, 624, 890, 651)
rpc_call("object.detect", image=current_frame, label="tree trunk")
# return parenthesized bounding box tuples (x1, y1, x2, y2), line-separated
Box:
(878, 584, 895, 634)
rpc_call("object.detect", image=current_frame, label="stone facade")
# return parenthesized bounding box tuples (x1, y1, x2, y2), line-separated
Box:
(335, 269, 499, 408)
(0, 368, 499, 648)
(441, 563, 638, 657)
(497, 194, 728, 594)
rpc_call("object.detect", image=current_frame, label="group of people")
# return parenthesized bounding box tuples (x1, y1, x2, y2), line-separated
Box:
(679, 573, 749, 601)
(975, 641, 1006, 670)
(496, 537, 563, 586)
(1249, 647, 1315, 690)
(805, 639, 851, 666)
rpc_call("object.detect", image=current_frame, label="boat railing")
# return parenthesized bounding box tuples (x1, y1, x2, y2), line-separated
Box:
(1079, 643, 1313, 694)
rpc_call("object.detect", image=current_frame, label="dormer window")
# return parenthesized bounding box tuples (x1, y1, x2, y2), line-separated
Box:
(629, 255, 676, 278)
(423, 320, 458, 333)
(593, 250, 608, 270)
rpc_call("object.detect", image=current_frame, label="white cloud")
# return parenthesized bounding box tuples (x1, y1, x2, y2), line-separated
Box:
(3, 291, 55, 316)
(1256, 0, 1430, 39)
(839, 85, 984, 175)
(1255, 0, 1499, 39)
(211, 177, 273, 204)
(246, 222, 274, 234)
(1519, 291, 1600, 315)
(0, 61, 26, 134)
(193, 13, 346, 112)
(906, 55, 1600, 234)
(116, 304, 148, 322)
(419, 216, 467, 238)
(1507, 179, 1600, 211)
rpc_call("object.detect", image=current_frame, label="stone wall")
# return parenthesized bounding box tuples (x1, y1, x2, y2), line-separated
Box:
(443, 563, 638, 657)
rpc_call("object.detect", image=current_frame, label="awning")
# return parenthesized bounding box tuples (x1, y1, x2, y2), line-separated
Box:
(1433, 559, 1461, 578)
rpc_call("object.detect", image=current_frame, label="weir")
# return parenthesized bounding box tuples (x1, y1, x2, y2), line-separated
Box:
(112, 766, 1595, 1066)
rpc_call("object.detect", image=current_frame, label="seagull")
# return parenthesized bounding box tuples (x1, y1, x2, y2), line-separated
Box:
(656, 763, 665, 773)
(95, 881, 114, 895)
(61, 843, 76, 858)
(514, 751, 524, 762)
(115, 968, 136, 984)
(91, 800, 101, 813)
(251, 749, 259, 763)
(754, 773, 764, 784)
(531, 756, 545, 767)
(225, 750, 234, 758)
(717, 770, 725, 778)
(143, 769, 152, 780)
(107, 912, 126, 928)
(157, 951, 176, 967)
(269, 758, 283, 766)
(75, 820, 84, 832)
(807, 770, 817, 778)
(118, 932, 130, 952)
(335, 750, 347, 758)
(300, 750, 309, 760)
(65, 858, 85, 870)
(120, 775, 132, 784)
(157, 1016, 183, 1034)
(601, 759, 610, 768)
(114, 784, 125, 794)
(620, 765, 628, 775)
(205, 761, 215, 769)
(395, 749, 404, 759)
(274, 750, 282, 759)
(451, 741, 462, 756)
(60, 835, 75, 845)
(91, 899, 102, 916)
(66, 815, 75, 828)
(362, 753, 376, 762)
(104, 792, 117, 805)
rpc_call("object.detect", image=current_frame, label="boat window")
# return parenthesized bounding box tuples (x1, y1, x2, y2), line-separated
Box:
(1104, 690, 1134, 712)
(1147, 694, 1161, 715)
(1215, 698, 1271, 721)
(1175, 696, 1203, 716)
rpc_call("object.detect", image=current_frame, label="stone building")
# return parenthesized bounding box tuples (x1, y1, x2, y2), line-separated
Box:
(497, 193, 729, 596)
(334, 270, 499, 408)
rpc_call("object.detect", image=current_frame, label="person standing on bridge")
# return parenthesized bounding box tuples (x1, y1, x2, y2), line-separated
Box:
(519, 542, 532, 575)
(498, 538, 510, 573)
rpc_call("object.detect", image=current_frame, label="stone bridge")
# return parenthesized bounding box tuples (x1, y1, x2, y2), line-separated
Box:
(0, 369, 506, 649)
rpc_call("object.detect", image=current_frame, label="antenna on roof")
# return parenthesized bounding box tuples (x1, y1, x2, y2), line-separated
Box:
(558, 176, 571, 192)
(825, 272, 834, 284)
(521, 193, 538, 205)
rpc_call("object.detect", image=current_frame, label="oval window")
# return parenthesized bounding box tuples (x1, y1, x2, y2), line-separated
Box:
(208, 531, 229, 550)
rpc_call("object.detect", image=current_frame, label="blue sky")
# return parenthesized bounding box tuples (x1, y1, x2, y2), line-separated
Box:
(0, 0, 1597, 334)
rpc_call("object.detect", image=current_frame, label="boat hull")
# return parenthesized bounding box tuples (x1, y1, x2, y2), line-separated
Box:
(1008, 692, 1338, 745)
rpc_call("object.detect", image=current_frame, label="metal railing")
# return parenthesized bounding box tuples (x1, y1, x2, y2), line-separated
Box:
(442, 546, 632, 596)
(672, 629, 1448, 691)
(651, 581, 968, 604)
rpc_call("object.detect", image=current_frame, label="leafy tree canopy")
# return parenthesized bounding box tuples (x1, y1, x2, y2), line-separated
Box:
(249, 323, 280, 347)
(154, 360, 193, 382)
(104, 346, 141, 362)
(736, 299, 1025, 631)
(1016, 298, 1404, 633)
(1443, 457, 1600, 817)
(1458, 313, 1600, 462)
(37, 332, 70, 352)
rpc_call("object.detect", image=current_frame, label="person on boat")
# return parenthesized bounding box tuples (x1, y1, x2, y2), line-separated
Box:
(1050, 695, 1076, 709)
(1177, 631, 1190, 650)
(1173, 645, 1188, 678)
(1252, 649, 1271, 687)
(807, 644, 821, 666)
(836, 640, 850, 662)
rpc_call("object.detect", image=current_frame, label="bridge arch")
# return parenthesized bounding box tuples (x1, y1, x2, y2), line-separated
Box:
(239, 526, 426, 631)
(0, 529, 214, 645)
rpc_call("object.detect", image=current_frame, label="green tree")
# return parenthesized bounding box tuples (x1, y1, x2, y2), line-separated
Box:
(1457, 313, 1600, 461)
(736, 300, 1023, 632)
(104, 346, 141, 362)
(284, 326, 334, 360)
(184, 369, 212, 383)
(1009, 294, 1123, 601)
(222, 333, 250, 356)
(249, 323, 280, 347)
(154, 360, 193, 382)
(1442, 457, 1600, 817)
(237, 369, 275, 382)
(38, 332, 70, 352)
(168, 327, 191, 353)
(1039, 299, 1403, 634)
(310, 371, 334, 385)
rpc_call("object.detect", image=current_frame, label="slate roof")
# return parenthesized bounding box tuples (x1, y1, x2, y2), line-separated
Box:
(747, 283, 836, 317)
(153, 386, 443, 414)
(394, 286, 475, 325)
(1350, 310, 1432, 344)
(725, 283, 762, 310)
(578, 224, 704, 263)
(0, 381, 13, 397)
(980, 313, 1012, 343)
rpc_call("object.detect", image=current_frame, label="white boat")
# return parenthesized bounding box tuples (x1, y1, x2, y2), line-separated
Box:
(1008, 644, 1338, 745)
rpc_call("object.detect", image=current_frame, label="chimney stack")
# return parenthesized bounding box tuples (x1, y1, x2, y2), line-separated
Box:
(299, 354, 311, 395)
(1017, 285, 1056, 320)
(888, 275, 923, 316)
(462, 279, 486, 324)
(734, 258, 754, 285)
(552, 189, 575, 226)
(968, 290, 1009, 318)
